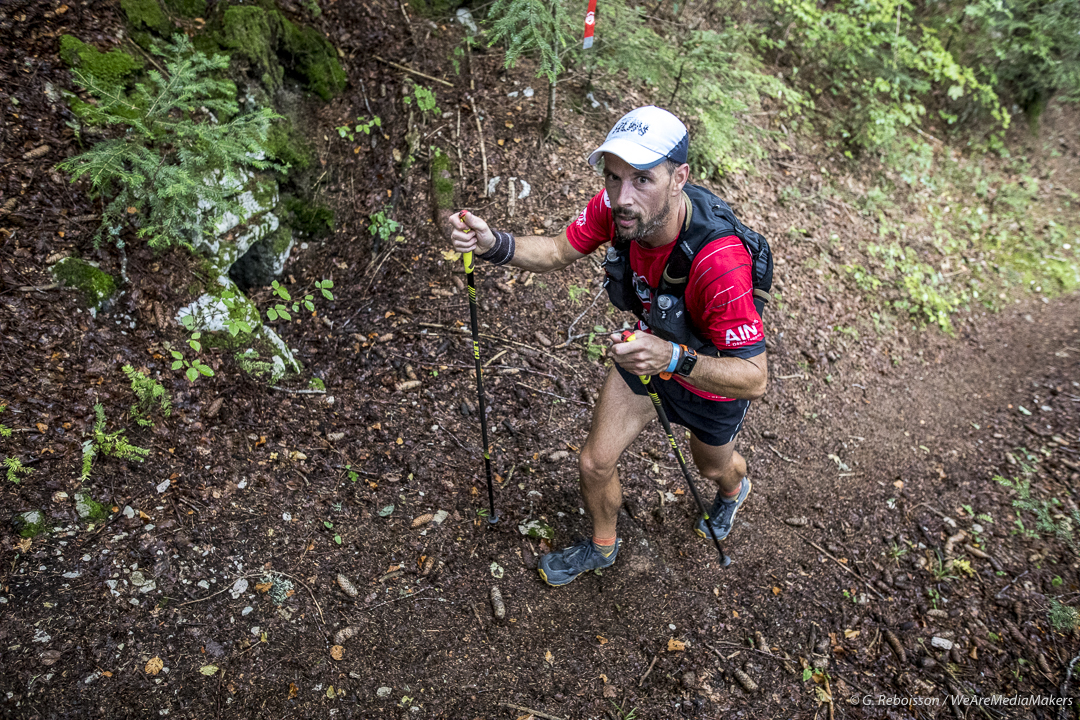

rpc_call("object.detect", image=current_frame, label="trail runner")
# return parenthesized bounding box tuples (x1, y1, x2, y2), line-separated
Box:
(449, 106, 769, 586)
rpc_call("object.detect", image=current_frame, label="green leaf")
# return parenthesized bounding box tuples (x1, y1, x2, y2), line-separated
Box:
(170, 350, 183, 360)
(197, 364, 214, 377)
(322, 289, 334, 300)
(378, 504, 395, 517)
(171, 360, 183, 370)
(186, 367, 198, 382)
(324, 520, 333, 529)
(267, 308, 278, 321)
(278, 307, 292, 321)
(334, 535, 342, 545)
(190, 341, 202, 352)
(304, 301, 314, 311)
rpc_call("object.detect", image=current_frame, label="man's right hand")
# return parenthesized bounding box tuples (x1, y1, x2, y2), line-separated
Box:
(450, 210, 496, 255)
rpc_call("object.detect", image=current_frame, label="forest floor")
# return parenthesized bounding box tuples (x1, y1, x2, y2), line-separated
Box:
(2, 1, 1080, 719)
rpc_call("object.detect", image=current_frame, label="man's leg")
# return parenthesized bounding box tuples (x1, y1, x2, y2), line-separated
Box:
(578, 368, 656, 538)
(537, 368, 654, 586)
(688, 435, 751, 541)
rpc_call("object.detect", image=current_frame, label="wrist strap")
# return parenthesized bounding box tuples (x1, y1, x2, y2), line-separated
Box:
(665, 342, 680, 374)
(478, 231, 515, 265)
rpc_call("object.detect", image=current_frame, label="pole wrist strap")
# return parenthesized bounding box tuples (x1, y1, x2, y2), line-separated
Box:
(478, 231, 515, 265)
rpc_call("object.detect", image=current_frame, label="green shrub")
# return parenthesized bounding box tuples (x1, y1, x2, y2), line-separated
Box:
(767, 0, 1006, 151)
(996, 474, 1080, 556)
(58, 35, 281, 251)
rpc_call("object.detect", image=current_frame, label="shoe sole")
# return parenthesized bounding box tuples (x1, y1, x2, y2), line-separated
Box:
(695, 479, 752, 541)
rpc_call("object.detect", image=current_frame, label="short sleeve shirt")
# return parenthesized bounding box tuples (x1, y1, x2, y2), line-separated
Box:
(566, 189, 765, 401)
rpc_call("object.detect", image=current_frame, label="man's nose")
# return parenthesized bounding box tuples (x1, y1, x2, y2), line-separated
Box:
(615, 180, 635, 208)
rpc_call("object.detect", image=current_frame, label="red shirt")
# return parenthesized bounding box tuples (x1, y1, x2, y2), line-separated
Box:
(566, 189, 765, 401)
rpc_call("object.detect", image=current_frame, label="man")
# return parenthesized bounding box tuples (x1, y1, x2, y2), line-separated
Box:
(449, 106, 768, 586)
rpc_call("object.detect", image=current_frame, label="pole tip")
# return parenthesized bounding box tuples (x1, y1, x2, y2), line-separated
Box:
(719, 553, 732, 568)
(486, 513, 500, 526)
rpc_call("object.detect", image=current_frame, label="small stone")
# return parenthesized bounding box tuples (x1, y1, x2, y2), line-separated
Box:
(130, 570, 147, 587)
(230, 578, 249, 599)
(250, 627, 261, 636)
(377, 687, 393, 698)
(931, 636, 954, 651)
(432, 510, 449, 525)
(534, 331, 552, 347)
(242, 606, 253, 616)
(783, 517, 808, 527)
(545, 450, 569, 463)
(197, 580, 210, 590)
(123, 506, 135, 519)
(156, 479, 171, 494)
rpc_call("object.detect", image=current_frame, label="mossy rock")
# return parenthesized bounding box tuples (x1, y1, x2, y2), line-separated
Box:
(218, 3, 345, 100)
(58, 35, 143, 87)
(121, 0, 173, 34)
(51, 257, 117, 315)
(74, 492, 109, 522)
(229, 225, 295, 288)
(163, 0, 207, 18)
(14, 510, 49, 539)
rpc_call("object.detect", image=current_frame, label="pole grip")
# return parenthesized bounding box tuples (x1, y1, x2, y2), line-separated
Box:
(463, 251, 474, 274)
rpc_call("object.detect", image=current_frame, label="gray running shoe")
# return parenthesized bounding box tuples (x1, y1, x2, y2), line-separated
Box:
(537, 539, 620, 587)
(695, 476, 752, 541)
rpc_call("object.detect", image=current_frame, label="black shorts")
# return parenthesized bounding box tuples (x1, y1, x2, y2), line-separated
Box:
(615, 364, 750, 447)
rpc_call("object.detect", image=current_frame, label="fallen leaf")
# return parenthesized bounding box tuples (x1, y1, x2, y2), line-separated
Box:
(599, 673, 608, 683)
(199, 665, 218, 676)
(288, 682, 298, 699)
(844, 629, 860, 639)
(441, 250, 461, 262)
(596, 635, 609, 645)
(603, 684, 617, 698)
(545, 650, 554, 665)
(15, 537, 31, 552)
(255, 582, 272, 593)
(145, 657, 163, 675)
(330, 645, 344, 661)
(138, 510, 151, 520)
(772, 586, 782, 596)
(126, 206, 137, 214)
(668, 638, 686, 652)
(893, 480, 904, 489)
(35, 422, 47, 433)
(101, 670, 112, 677)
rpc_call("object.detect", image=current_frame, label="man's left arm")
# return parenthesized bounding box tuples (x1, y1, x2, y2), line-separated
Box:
(607, 335, 767, 400)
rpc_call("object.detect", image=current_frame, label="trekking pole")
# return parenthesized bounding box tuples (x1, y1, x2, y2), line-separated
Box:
(622, 331, 730, 567)
(463, 247, 499, 524)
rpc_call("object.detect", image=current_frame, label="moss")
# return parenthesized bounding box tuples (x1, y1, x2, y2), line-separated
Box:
(14, 510, 49, 539)
(74, 492, 110, 522)
(59, 35, 142, 87)
(218, 4, 345, 100)
(265, 120, 313, 169)
(51, 258, 117, 313)
(283, 196, 332, 235)
(121, 0, 173, 34)
(220, 5, 283, 89)
(164, 0, 207, 18)
(430, 148, 455, 211)
(277, 21, 346, 100)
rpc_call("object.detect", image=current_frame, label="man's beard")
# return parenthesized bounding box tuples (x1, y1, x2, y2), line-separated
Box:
(614, 197, 672, 241)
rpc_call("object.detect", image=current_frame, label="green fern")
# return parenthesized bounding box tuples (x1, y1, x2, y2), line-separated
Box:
(57, 35, 282, 251)
(122, 365, 172, 426)
(4, 457, 33, 484)
(996, 475, 1080, 556)
(0, 405, 11, 439)
(81, 404, 150, 481)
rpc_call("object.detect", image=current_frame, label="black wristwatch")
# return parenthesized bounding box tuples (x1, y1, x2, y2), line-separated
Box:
(675, 345, 698, 377)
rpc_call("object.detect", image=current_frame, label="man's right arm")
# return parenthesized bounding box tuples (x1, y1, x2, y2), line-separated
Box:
(449, 211, 586, 274)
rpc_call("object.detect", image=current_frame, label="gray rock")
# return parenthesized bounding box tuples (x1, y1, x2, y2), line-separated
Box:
(376, 686, 393, 698)
(931, 636, 954, 651)
(230, 578, 249, 600)
(130, 570, 147, 587)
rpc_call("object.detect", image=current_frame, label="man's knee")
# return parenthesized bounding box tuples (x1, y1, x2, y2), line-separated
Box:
(579, 447, 617, 486)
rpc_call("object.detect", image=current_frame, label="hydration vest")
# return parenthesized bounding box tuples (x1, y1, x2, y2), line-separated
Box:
(602, 183, 773, 356)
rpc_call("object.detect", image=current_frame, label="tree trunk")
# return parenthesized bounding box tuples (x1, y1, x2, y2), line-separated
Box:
(543, 76, 557, 136)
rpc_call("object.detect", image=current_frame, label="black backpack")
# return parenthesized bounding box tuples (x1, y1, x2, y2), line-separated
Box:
(603, 183, 773, 355)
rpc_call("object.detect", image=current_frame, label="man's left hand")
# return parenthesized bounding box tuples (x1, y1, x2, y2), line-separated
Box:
(607, 332, 676, 376)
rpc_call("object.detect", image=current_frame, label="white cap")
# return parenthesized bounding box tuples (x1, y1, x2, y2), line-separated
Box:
(588, 106, 689, 170)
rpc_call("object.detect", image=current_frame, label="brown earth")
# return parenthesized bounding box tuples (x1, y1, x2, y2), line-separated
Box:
(1, 1, 1080, 719)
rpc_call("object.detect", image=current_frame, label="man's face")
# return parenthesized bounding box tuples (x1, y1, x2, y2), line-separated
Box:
(602, 153, 685, 242)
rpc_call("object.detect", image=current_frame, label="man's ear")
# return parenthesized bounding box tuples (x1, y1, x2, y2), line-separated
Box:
(672, 163, 690, 193)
